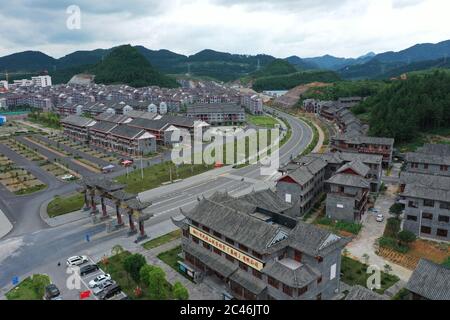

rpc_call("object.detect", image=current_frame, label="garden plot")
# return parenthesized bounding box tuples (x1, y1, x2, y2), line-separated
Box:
(40, 162, 78, 181)
(2, 139, 46, 162)
(0, 159, 46, 195)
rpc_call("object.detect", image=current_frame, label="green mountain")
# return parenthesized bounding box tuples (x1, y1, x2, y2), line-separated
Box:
(89, 45, 179, 88)
(252, 59, 297, 78)
(354, 70, 450, 143)
(252, 70, 341, 92)
(0, 51, 56, 72)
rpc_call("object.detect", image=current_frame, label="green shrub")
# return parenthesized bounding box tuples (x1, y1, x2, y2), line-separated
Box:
(335, 221, 362, 235)
(317, 217, 333, 226)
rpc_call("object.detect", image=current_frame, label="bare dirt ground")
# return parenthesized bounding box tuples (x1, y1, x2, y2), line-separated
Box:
(273, 82, 331, 108)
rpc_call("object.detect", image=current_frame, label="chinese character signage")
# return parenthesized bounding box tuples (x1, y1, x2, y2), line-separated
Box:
(189, 226, 264, 271)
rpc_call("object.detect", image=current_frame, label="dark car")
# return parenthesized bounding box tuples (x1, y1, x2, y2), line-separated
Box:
(45, 284, 60, 300)
(98, 284, 121, 300)
(80, 264, 99, 276)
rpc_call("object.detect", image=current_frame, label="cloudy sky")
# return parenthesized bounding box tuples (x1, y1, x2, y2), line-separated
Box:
(1, 0, 449, 59)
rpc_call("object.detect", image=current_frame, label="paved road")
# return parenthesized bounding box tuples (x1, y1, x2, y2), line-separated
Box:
(0, 107, 313, 292)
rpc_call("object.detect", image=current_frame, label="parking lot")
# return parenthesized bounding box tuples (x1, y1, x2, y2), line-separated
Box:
(44, 255, 126, 300)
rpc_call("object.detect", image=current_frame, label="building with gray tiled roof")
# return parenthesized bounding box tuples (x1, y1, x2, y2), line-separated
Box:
(173, 190, 350, 300)
(344, 285, 387, 300)
(405, 259, 450, 300)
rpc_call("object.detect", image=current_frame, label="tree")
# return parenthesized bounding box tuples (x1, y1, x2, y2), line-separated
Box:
(389, 203, 403, 218)
(397, 230, 416, 246)
(123, 253, 147, 283)
(139, 264, 156, 285)
(172, 281, 189, 300)
(147, 267, 169, 300)
(111, 245, 124, 256)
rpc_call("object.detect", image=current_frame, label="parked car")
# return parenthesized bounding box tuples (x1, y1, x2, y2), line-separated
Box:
(44, 284, 61, 300)
(93, 280, 115, 296)
(376, 214, 384, 222)
(61, 174, 75, 181)
(98, 284, 122, 300)
(80, 264, 99, 276)
(89, 274, 112, 288)
(66, 255, 89, 267)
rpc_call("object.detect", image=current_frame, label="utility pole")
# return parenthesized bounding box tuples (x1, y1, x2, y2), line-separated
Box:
(169, 165, 173, 183)
(139, 144, 144, 180)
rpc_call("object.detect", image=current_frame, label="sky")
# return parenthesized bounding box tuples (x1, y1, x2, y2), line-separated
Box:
(1, 0, 450, 59)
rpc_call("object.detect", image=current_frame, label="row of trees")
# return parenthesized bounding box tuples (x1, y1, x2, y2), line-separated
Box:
(28, 111, 61, 129)
(302, 80, 388, 101)
(122, 252, 189, 300)
(353, 70, 450, 143)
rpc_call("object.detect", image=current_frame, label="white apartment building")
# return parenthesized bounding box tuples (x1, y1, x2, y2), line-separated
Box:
(0, 80, 8, 90)
(31, 75, 52, 87)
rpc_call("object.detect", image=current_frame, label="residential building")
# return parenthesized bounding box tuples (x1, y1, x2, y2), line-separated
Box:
(276, 157, 327, 218)
(331, 133, 394, 168)
(187, 104, 246, 126)
(173, 190, 349, 300)
(241, 94, 263, 115)
(325, 160, 371, 222)
(405, 259, 450, 300)
(344, 285, 387, 300)
(60, 115, 97, 144)
(405, 144, 450, 177)
(31, 75, 52, 88)
(108, 124, 157, 156)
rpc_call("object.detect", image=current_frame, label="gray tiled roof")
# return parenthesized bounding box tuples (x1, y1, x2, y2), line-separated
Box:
(406, 259, 450, 300)
(128, 118, 169, 131)
(417, 143, 450, 157)
(327, 173, 370, 189)
(333, 133, 394, 146)
(402, 184, 450, 202)
(345, 285, 387, 300)
(261, 260, 320, 288)
(61, 115, 95, 127)
(90, 121, 117, 133)
(406, 152, 450, 166)
(400, 172, 450, 191)
(110, 124, 145, 139)
(229, 269, 267, 294)
(337, 160, 370, 177)
(187, 103, 244, 114)
(282, 157, 327, 185)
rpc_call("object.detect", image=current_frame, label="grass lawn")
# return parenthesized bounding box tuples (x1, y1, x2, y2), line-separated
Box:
(47, 193, 85, 217)
(157, 246, 192, 282)
(143, 230, 182, 250)
(116, 162, 213, 194)
(247, 114, 279, 128)
(14, 184, 47, 195)
(6, 274, 50, 300)
(341, 256, 399, 294)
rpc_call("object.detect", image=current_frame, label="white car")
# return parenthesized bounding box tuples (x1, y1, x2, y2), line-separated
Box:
(61, 174, 74, 181)
(89, 274, 112, 288)
(376, 214, 384, 222)
(93, 280, 115, 296)
(66, 255, 89, 267)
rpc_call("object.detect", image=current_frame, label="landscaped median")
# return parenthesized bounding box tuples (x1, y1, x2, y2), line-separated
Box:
(247, 114, 279, 128)
(47, 193, 85, 218)
(6, 274, 50, 300)
(142, 230, 181, 250)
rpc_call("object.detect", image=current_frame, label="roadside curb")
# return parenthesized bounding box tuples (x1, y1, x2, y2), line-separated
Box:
(39, 196, 91, 228)
(0, 208, 13, 240)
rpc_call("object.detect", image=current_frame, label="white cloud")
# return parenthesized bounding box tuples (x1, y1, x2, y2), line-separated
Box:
(0, 0, 449, 58)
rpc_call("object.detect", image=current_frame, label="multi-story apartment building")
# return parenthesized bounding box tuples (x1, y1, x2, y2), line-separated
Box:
(60, 115, 97, 144)
(241, 94, 263, 115)
(276, 157, 328, 218)
(173, 190, 349, 300)
(405, 144, 450, 177)
(186, 104, 246, 126)
(325, 160, 371, 222)
(108, 124, 157, 156)
(31, 75, 52, 88)
(331, 133, 394, 168)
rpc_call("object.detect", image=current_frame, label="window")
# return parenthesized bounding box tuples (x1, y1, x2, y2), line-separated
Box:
(407, 215, 418, 222)
(408, 201, 419, 209)
(182, 229, 189, 238)
(283, 284, 293, 297)
(422, 213, 433, 220)
(285, 193, 292, 203)
(423, 199, 435, 208)
(225, 254, 234, 263)
(317, 256, 324, 263)
(213, 247, 222, 256)
(192, 221, 199, 227)
(440, 202, 450, 210)
(238, 244, 248, 252)
(437, 229, 448, 237)
(203, 242, 211, 250)
(421, 226, 431, 234)
(252, 251, 263, 260)
(193, 237, 199, 244)
(330, 264, 337, 280)
(268, 276, 279, 289)
(213, 231, 222, 238)
(440, 165, 449, 172)
(438, 215, 450, 223)
(202, 226, 210, 233)
(225, 238, 234, 245)
(298, 286, 308, 296)
(239, 262, 248, 272)
(252, 269, 262, 279)
(317, 276, 323, 284)
(424, 164, 429, 169)
(294, 250, 302, 262)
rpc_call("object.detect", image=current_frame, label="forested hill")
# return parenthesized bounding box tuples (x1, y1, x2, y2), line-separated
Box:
(90, 45, 179, 88)
(353, 70, 450, 143)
